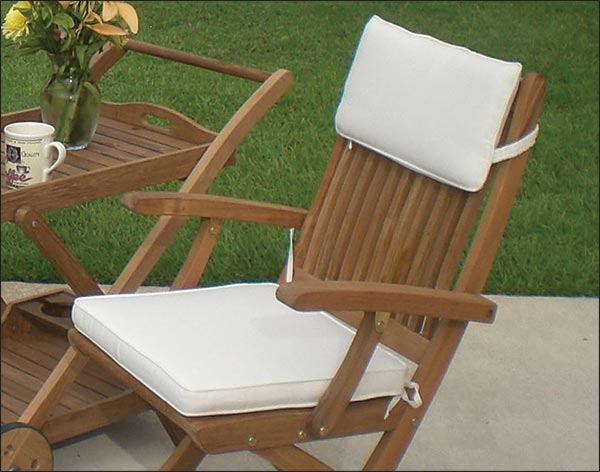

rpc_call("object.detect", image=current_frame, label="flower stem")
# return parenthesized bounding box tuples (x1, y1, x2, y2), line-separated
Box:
(53, 75, 84, 145)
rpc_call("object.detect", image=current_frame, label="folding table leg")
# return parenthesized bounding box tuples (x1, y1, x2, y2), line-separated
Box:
(14, 206, 103, 297)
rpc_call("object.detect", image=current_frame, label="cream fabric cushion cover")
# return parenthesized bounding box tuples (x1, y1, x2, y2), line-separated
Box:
(335, 15, 523, 192)
(73, 283, 416, 417)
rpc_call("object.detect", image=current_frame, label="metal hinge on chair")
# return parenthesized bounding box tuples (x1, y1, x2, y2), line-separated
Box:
(375, 311, 391, 333)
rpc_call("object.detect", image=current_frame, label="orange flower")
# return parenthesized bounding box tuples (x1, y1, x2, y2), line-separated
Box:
(102, 2, 138, 34)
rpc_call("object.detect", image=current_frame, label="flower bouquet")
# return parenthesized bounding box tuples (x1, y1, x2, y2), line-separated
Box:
(2, 1, 139, 149)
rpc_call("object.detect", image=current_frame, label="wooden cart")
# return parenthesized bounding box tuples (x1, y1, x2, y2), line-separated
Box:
(1, 39, 292, 470)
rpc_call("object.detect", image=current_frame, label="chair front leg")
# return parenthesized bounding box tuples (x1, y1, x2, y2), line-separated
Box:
(308, 311, 382, 437)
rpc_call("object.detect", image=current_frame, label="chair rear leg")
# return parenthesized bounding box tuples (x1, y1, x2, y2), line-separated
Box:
(363, 415, 417, 470)
(156, 411, 187, 445)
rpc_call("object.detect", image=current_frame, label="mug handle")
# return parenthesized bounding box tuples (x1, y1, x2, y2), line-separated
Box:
(42, 141, 67, 181)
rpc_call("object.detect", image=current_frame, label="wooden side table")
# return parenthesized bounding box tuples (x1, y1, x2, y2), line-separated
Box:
(0, 38, 291, 448)
(1, 102, 219, 436)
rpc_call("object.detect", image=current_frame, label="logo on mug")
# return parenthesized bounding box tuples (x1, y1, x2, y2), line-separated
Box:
(6, 144, 21, 164)
(6, 168, 32, 187)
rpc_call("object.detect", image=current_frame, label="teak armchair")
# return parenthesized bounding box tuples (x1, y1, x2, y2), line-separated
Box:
(1, 15, 545, 471)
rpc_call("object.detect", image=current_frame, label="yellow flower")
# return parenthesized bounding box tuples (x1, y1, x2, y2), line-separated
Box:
(2, 4, 29, 40)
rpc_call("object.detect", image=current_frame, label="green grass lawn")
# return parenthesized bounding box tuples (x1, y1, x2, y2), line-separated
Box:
(1, 1, 598, 296)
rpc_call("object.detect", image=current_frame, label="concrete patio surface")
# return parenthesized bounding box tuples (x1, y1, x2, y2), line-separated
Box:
(2, 282, 598, 471)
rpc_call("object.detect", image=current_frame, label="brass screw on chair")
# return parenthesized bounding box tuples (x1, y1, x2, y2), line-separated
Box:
(298, 430, 307, 440)
(247, 435, 257, 447)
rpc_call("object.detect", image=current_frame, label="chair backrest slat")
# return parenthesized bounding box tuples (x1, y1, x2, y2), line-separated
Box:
(314, 145, 376, 278)
(294, 141, 494, 342)
(297, 144, 481, 292)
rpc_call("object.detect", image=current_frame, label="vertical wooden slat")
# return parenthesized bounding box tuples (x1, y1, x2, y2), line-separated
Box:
(365, 168, 415, 282)
(402, 186, 465, 337)
(354, 164, 411, 282)
(293, 136, 347, 267)
(404, 186, 454, 286)
(390, 179, 441, 285)
(350, 159, 402, 281)
(377, 174, 427, 283)
(435, 188, 487, 290)
(301, 140, 353, 271)
(335, 154, 391, 280)
(312, 146, 368, 278)
(417, 189, 466, 288)
(325, 149, 380, 279)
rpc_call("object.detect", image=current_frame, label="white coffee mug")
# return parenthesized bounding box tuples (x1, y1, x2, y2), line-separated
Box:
(4, 122, 67, 189)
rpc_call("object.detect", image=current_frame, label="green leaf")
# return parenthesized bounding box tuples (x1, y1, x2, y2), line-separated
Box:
(52, 12, 75, 30)
(40, 7, 51, 22)
(75, 44, 88, 68)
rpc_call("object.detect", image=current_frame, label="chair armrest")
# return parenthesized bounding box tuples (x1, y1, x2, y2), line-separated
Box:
(276, 280, 496, 323)
(121, 192, 307, 229)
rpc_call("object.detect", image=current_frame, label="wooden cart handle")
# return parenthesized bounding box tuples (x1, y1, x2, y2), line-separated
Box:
(90, 38, 272, 84)
(124, 39, 271, 82)
(90, 39, 272, 84)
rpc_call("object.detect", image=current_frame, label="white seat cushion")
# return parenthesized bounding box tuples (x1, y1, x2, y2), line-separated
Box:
(73, 283, 416, 417)
(335, 15, 523, 192)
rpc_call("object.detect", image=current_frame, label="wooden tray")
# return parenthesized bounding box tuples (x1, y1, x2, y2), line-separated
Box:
(1, 101, 222, 223)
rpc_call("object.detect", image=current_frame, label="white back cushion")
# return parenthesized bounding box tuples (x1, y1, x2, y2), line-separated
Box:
(335, 15, 522, 191)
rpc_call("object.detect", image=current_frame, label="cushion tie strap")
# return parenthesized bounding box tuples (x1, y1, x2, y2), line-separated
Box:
(285, 227, 295, 283)
(384, 381, 423, 418)
(493, 124, 539, 163)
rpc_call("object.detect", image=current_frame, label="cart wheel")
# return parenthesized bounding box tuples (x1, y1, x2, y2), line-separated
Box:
(1, 422, 53, 471)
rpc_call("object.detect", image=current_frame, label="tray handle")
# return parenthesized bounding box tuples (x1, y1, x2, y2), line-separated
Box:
(101, 101, 216, 143)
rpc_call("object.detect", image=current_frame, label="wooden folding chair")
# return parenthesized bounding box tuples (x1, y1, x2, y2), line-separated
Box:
(3, 15, 545, 471)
